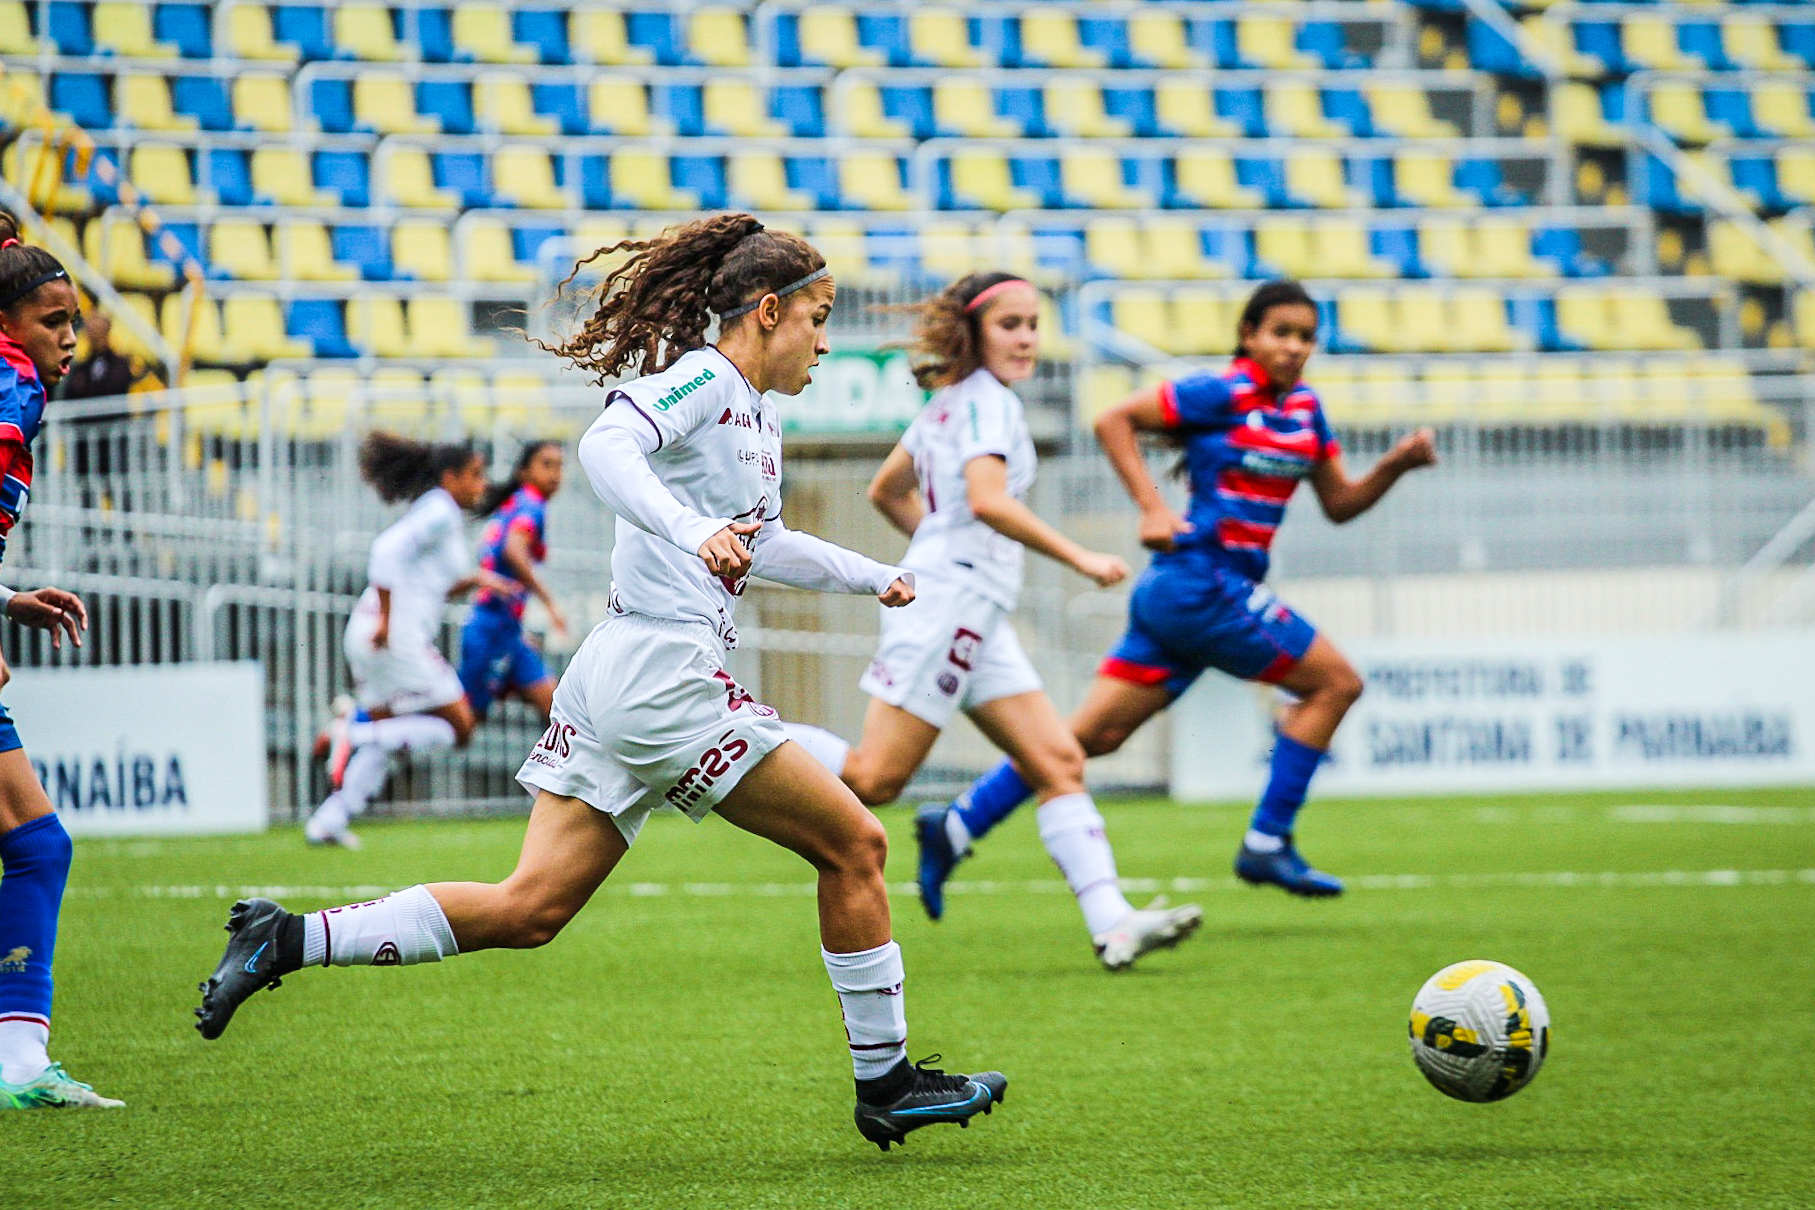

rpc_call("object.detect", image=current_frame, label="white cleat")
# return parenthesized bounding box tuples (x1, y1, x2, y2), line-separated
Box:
(303, 817, 362, 850)
(0, 1063, 125, 1109)
(1093, 896, 1204, 972)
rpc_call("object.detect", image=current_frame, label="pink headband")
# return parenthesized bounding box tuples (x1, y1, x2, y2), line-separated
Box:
(965, 278, 1033, 312)
(0, 239, 18, 250)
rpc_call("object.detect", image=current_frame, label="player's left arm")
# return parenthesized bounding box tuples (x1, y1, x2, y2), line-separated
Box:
(498, 523, 566, 633)
(1, 585, 86, 649)
(751, 518, 915, 606)
(866, 442, 924, 539)
(1309, 427, 1438, 524)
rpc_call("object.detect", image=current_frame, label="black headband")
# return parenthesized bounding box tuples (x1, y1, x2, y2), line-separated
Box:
(0, 268, 69, 311)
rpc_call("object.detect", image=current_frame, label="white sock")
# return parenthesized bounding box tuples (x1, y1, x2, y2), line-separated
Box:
(301, 885, 459, 967)
(337, 745, 391, 818)
(781, 723, 850, 778)
(306, 793, 351, 839)
(0, 1018, 50, 1085)
(1244, 829, 1286, 853)
(351, 715, 457, 752)
(944, 809, 973, 855)
(822, 941, 907, 1080)
(1037, 793, 1133, 936)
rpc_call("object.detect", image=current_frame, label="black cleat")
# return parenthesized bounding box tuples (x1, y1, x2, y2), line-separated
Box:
(854, 1056, 1007, 1151)
(194, 898, 294, 1040)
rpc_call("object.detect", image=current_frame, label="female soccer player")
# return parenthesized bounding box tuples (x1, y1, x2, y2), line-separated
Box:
(305, 434, 510, 848)
(781, 272, 1201, 969)
(197, 214, 1007, 1150)
(0, 215, 124, 1109)
(917, 280, 1437, 907)
(459, 440, 567, 725)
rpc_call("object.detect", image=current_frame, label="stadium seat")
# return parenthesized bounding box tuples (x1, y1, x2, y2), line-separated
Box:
(279, 222, 357, 283)
(1236, 16, 1316, 70)
(1021, 11, 1105, 69)
(1045, 82, 1132, 139)
(1173, 150, 1264, 209)
(1394, 153, 1470, 209)
(570, 8, 653, 66)
(354, 72, 437, 134)
(1109, 288, 1172, 352)
(910, 9, 986, 68)
(346, 295, 410, 359)
(228, 4, 300, 63)
(209, 220, 279, 282)
(688, 7, 752, 68)
(492, 146, 568, 210)
(44, 0, 92, 56)
(1724, 15, 1801, 73)
(1171, 293, 1242, 357)
(1061, 149, 1151, 210)
(391, 219, 454, 282)
(1753, 81, 1815, 140)
(382, 147, 459, 209)
(1083, 217, 1147, 281)
(1778, 149, 1815, 207)
(232, 74, 297, 133)
(454, 3, 538, 64)
(84, 219, 176, 291)
(703, 80, 787, 138)
(475, 74, 558, 136)
(1368, 85, 1459, 139)
(0, 2, 38, 55)
(1266, 84, 1347, 140)
(1450, 288, 1528, 353)
(93, 2, 178, 58)
(312, 149, 371, 207)
(333, 4, 404, 62)
(588, 78, 658, 136)
(794, 8, 882, 68)
(130, 143, 203, 205)
(249, 148, 329, 208)
(1316, 221, 1397, 280)
(1622, 17, 1697, 73)
(837, 152, 913, 211)
(609, 149, 695, 210)
(117, 74, 197, 132)
(1284, 153, 1361, 209)
(1554, 83, 1625, 147)
(459, 217, 537, 285)
(1649, 84, 1722, 144)
(728, 152, 812, 212)
(932, 78, 1019, 138)
(948, 150, 1037, 211)
(1707, 221, 1782, 284)
(1335, 287, 1405, 354)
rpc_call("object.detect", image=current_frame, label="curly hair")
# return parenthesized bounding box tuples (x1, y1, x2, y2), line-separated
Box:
(359, 432, 477, 505)
(541, 213, 826, 383)
(902, 271, 1030, 391)
(0, 210, 71, 314)
(1234, 279, 1317, 356)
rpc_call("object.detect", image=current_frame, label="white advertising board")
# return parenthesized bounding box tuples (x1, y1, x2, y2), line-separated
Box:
(4, 661, 267, 836)
(1172, 632, 1815, 800)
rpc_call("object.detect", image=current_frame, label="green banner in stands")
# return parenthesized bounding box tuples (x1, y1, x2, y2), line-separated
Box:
(782, 350, 927, 436)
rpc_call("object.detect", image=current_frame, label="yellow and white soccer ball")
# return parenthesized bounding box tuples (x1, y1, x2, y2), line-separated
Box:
(1408, 960, 1550, 1102)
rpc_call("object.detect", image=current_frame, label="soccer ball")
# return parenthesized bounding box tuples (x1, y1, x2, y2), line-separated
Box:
(1408, 960, 1550, 1102)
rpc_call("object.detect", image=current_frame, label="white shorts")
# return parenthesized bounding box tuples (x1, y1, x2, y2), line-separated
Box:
(344, 608, 464, 716)
(516, 611, 786, 845)
(857, 576, 1043, 729)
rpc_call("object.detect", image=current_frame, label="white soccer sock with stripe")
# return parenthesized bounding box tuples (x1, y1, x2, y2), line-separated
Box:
(822, 941, 907, 1080)
(781, 723, 850, 778)
(0, 1018, 50, 1085)
(300, 885, 458, 967)
(1037, 792, 1133, 936)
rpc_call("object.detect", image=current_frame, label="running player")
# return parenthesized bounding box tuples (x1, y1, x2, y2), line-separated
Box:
(195, 214, 1007, 1150)
(0, 215, 123, 1109)
(917, 280, 1437, 909)
(305, 434, 510, 848)
(459, 440, 567, 725)
(781, 273, 1202, 969)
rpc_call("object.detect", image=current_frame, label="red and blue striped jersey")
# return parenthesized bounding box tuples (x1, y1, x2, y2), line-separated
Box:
(1156, 356, 1338, 582)
(474, 483, 547, 619)
(0, 333, 45, 565)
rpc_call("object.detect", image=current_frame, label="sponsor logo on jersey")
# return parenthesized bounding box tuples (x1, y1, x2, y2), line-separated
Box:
(0, 946, 29, 973)
(712, 669, 776, 717)
(528, 718, 579, 768)
(666, 728, 754, 810)
(651, 368, 716, 411)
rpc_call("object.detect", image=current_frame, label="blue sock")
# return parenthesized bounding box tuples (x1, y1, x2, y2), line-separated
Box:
(1249, 735, 1325, 838)
(0, 814, 72, 1034)
(951, 759, 1034, 844)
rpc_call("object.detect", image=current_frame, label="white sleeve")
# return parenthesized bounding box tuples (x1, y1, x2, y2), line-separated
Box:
(579, 402, 729, 555)
(752, 516, 910, 596)
(367, 499, 453, 589)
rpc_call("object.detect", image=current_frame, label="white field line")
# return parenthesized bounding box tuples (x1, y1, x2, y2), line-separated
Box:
(66, 868, 1815, 902)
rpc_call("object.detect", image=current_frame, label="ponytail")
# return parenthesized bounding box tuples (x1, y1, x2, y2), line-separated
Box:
(358, 432, 475, 505)
(542, 212, 826, 382)
(0, 211, 70, 314)
(473, 439, 558, 517)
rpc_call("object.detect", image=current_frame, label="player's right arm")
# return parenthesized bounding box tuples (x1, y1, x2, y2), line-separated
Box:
(963, 456, 1125, 587)
(1093, 374, 1233, 552)
(866, 442, 924, 539)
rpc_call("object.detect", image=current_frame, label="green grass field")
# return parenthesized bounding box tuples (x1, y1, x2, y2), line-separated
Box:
(10, 787, 1815, 1209)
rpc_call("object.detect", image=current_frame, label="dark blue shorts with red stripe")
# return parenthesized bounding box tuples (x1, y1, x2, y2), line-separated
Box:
(1100, 559, 1316, 698)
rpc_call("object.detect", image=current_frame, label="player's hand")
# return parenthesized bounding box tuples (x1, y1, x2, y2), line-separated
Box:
(7, 587, 87, 649)
(1074, 551, 1129, 588)
(878, 576, 915, 608)
(370, 619, 389, 649)
(546, 603, 569, 638)
(1388, 427, 1438, 473)
(1139, 505, 1195, 552)
(699, 521, 760, 580)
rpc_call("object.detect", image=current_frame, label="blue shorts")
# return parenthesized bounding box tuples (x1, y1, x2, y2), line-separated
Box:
(459, 607, 550, 716)
(1101, 561, 1317, 698)
(0, 700, 17, 754)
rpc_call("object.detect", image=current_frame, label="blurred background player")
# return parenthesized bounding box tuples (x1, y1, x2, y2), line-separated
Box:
(196, 214, 1008, 1151)
(782, 272, 1202, 968)
(0, 214, 122, 1109)
(919, 280, 1437, 907)
(56, 311, 136, 401)
(460, 440, 568, 727)
(305, 434, 510, 848)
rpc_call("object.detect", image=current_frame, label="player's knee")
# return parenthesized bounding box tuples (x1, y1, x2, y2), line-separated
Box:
(1076, 723, 1128, 759)
(826, 811, 889, 877)
(507, 898, 575, 949)
(1022, 735, 1086, 793)
(842, 757, 908, 807)
(1327, 666, 1365, 710)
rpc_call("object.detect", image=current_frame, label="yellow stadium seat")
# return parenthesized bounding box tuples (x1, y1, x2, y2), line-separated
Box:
(476, 74, 558, 136)
(571, 9, 654, 65)
(251, 148, 335, 208)
(410, 297, 494, 359)
(1062, 149, 1150, 210)
(1723, 15, 1801, 73)
(1753, 82, 1815, 140)
(1518, 16, 1602, 78)
(1367, 85, 1459, 139)
(0, 2, 39, 54)
(1021, 11, 1103, 68)
(1267, 84, 1345, 140)
(610, 149, 695, 210)
(200, 295, 307, 363)
(1336, 287, 1403, 354)
(1085, 218, 1148, 280)
(431, 366, 490, 425)
(1609, 289, 1701, 351)
(1777, 149, 1815, 207)
(799, 7, 883, 68)
(1347, 361, 1416, 424)
(354, 73, 436, 135)
(1080, 364, 1136, 423)
(393, 219, 453, 282)
(93, 2, 178, 57)
(1037, 291, 1074, 361)
(1146, 218, 1221, 279)
(950, 150, 1038, 211)
(130, 144, 202, 205)
(1255, 219, 1317, 280)
(84, 218, 176, 291)
(228, 5, 300, 63)
(1707, 222, 1780, 285)
(279, 222, 357, 283)
(704, 80, 786, 138)
(296, 369, 359, 439)
(911, 9, 986, 68)
(688, 8, 751, 68)
(1416, 218, 1472, 278)
(1417, 362, 1472, 421)
(1691, 356, 1763, 424)
(841, 81, 910, 138)
(807, 218, 871, 282)
(729, 152, 813, 212)
(1465, 361, 1531, 422)
(934, 78, 1019, 138)
(1580, 358, 1642, 417)
(117, 74, 197, 132)
(1526, 359, 1586, 420)
(1450, 288, 1527, 353)
(382, 147, 459, 209)
(1471, 218, 1547, 279)
(1622, 17, 1696, 71)
(1284, 152, 1360, 209)
(1110, 288, 1173, 353)
(347, 296, 411, 359)
(920, 220, 980, 282)
(1556, 288, 1619, 350)
(334, 4, 405, 61)
(364, 366, 434, 434)
(233, 75, 296, 133)
(1045, 82, 1131, 139)
(1173, 151, 1262, 209)
(1155, 80, 1241, 138)
(1553, 83, 1624, 147)
(1237, 17, 1316, 70)
(1394, 153, 1469, 209)
(1649, 84, 1720, 144)
(839, 152, 914, 211)
(1312, 221, 1395, 279)
(570, 217, 630, 260)
(461, 218, 537, 284)
(454, 3, 537, 64)
(492, 145, 567, 210)
(1130, 14, 1203, 69)
(1309, 361, 1356, 419)
(163, 293, 224, 363)
(1172, 293, 1241, 357)
(210, 220, 279, 282)
(588, 78, 657, 136)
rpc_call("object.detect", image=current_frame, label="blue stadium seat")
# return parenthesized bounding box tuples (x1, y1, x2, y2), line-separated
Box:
(51, 73, 112, 128)
(1467, 21, 1539, 78)
(288, 299, 357, 358)
(626, 11, 689, 66)
(434, 152, 492, 207)
(532, 83, 587, 136)
(1194, 20, 1243, 69)
(313, 150, 370, 207)
(1323, 89, 1377, 138)
(205, 149, 257, 207)
(417, 80, 475, 135)
(309, 78, 358, 133)
(771, 84, 825, 138)
(1103, 86, 1158, 137)
(1640, 152, 1697, 214)
(787, 156, 841, 209)
(511, 224, 563, 268)
(879, 86, 936, 139)
(1455, 159, 1519, 206)
(856, 14, 911, 66)
(1079, 17, 1134, 69)
(46, 2, 90, 56)
(272, 5, 341, 62)
(514, 8, 571, 64)
(1729, 156, 1790, 213)
(1678, 22, 1737, 72)
(1350, 156, 1398, 208)
(171, 76, 235, 131)
(417, 8, 464, 64)
(157, 4, 213, 58)
(1297, 22, 1360, 70)
(1704, 88, 1763, 139)
(670, 155, 727, 209)
(577, 155, 612, 209)
(1012, 155, 1066, 208)
(997, 88, 1050, 138)
(974, 15, 1022, 68)
(1506, 295, 1573, 354)
(332, 225, 393, 280)
(652, 84, 704, 136)
(157, 222, 207, 273)
(1531, 227, 1605, 277)
(1371, 224, 1424, 277)
(1202, 224, 1256, 277)
(1573, 23, 1631, 76)
(1784, 22, 1815, 69)
(1216, 88, 1267, 138)
(1235, 156, 1291, 208)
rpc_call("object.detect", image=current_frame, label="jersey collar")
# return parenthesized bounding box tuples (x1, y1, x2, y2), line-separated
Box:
(0, 331, 39, 384)
(1231, 357, 1276, 403)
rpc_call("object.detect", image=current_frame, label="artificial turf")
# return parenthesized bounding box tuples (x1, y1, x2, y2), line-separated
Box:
(11, 786, 1815, 1208)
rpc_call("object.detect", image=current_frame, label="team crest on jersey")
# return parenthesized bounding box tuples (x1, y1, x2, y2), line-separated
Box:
(946, 627, 984, 671)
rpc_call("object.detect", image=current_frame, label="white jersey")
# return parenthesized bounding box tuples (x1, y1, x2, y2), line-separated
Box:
(899, 367, 1037, 610)
(579, 345, 905, 648)
(358, 486, 470, 654)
